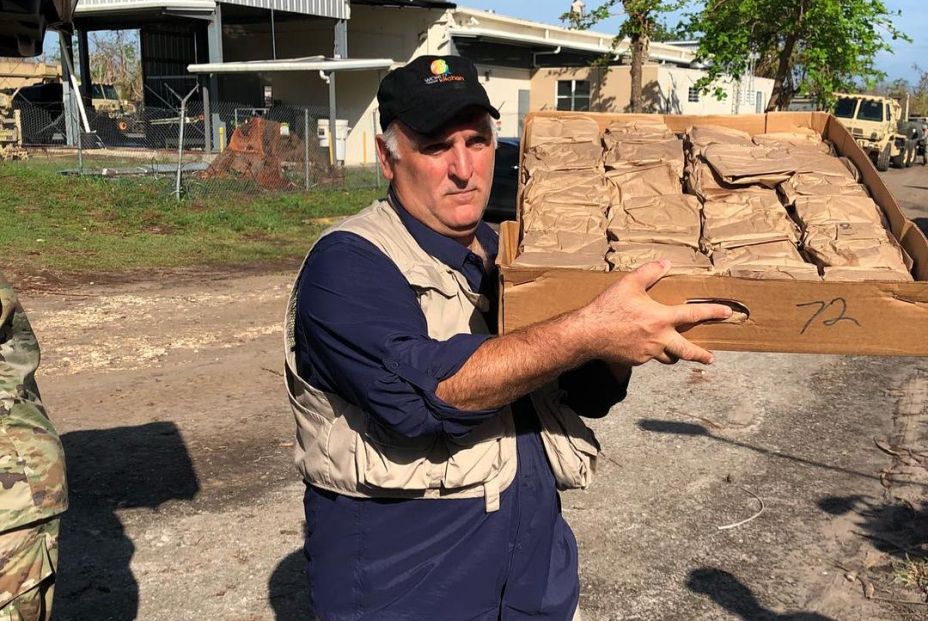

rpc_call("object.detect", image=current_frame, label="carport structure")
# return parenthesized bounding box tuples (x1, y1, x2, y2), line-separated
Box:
(186, 55, 392, 162)
(72, 0, 355, 150)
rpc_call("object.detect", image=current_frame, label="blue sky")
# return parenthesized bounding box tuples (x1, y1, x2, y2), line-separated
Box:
(461, 0, 925, 82)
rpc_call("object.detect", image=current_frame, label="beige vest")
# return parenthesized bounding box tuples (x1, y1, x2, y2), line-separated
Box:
(284, 199, 600, 512)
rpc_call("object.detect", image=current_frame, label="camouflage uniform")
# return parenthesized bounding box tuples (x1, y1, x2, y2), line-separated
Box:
(0, 274, 67, 621)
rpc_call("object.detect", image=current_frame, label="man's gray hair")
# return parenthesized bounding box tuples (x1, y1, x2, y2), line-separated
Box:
(381, 112, 499, 159)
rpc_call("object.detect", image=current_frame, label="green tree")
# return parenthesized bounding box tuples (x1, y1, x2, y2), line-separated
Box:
(89, 30, 142, 102)
(562, 1, 684, 112)
(684, 0, 908, 111)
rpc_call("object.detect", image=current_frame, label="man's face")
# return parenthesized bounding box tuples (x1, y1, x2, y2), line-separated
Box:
(377, 112, 496, 242)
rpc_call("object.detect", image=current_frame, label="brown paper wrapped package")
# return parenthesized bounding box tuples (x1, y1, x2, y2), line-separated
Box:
(516, 230, 609, 271)
(605, 163, 682, 201)
(528, 116, 601, 147)
(778, 172, 869, 206)
(523, 170, 614, 211)
(687, 159, 762, 200)
(608, 241, 714, 275)
(603, 138, 685, 177)
(752, 130, 831, 154)
(512, 250, 610, 271)
(608, 194, 701, 248)
(712, 241, 821, 281)
(521, 229, 609, 255)
(793, 195, 887, 229)
(790, 150, 859, 178)
(602, 119, 675, 149)
(803, 222, 912, 281)
(687, 125, 754, 159)
(523, 202, 607, 235)
(702, 143, 798, 187)
(524, 141, 605, 175)
(702, 191, 800, 250)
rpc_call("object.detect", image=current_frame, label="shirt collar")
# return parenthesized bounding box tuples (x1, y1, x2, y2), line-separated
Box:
(388, 187, 498, 289)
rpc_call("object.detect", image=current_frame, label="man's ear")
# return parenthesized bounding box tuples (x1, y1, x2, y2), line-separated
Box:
(375, 136, 395, 181)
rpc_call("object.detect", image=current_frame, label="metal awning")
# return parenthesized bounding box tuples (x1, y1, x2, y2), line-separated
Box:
(187, 55, 394, 73)
(75, 0, 348, 19)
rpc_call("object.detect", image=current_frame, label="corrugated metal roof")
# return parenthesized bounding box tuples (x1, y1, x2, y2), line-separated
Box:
(75, 0, 348, 19)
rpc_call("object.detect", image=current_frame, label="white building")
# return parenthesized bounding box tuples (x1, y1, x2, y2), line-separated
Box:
(72, 0, 774, 164)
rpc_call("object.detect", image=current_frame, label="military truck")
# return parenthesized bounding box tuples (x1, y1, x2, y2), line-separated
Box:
(89, 83, 139, 132)
(0, 90, 26, 159)
(832, 93, 907, 171)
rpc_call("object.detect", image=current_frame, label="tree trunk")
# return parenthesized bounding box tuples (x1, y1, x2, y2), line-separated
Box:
(629, 34, 649, 113)
(765, 1, 807, 111)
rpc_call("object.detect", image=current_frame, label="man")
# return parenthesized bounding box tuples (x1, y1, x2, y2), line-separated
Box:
(904, 123, 919, 167)
(284, 55, 731, 620)
(0, 273, 68, 621)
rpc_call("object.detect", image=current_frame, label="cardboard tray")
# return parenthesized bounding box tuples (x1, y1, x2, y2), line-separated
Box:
(498, 111, 928, 356)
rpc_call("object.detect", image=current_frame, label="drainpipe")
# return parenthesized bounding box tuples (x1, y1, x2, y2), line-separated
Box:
(532, 46, 562, 68)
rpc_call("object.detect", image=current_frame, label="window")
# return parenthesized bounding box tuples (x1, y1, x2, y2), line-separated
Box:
(857, 99, 883, 122)
(688, 86, 700, 103)
(755, 91, 764, 113)
(833, 97, 857, 119)
(556, 80, 591, 111)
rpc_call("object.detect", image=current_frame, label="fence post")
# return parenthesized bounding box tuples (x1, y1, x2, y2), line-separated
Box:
(304, 108, 311, 191)
(172, 85, 199, 201)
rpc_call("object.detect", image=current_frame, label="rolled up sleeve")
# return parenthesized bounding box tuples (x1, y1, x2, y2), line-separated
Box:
(295, 232, 499, 440)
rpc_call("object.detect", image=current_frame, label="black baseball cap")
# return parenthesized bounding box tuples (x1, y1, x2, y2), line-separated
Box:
(377, 55, 500, 135)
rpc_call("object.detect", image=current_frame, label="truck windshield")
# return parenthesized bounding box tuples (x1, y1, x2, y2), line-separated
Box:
(91, 84, 119, 100)
(857, 100, 884, 122)
(834, 98, 857, 118)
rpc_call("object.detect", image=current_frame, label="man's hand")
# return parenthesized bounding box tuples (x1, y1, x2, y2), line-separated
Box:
(436, 260, 730, 412)
(573, 260, 732, 366)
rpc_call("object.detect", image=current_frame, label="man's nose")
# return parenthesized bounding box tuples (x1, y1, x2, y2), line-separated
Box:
(448, 143, 473, 183)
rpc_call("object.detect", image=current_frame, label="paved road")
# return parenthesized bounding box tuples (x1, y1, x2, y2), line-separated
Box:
(21, 167, 928, 620)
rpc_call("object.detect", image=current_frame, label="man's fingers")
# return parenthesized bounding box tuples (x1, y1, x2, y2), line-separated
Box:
(671, 302, 733, 327)
(664, 332, 714, 365)
(624, 260, 671, 292)
(654, 351, 679, 365)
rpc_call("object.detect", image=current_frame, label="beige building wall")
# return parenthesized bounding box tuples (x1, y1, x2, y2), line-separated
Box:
(242, 5, 452, 165)
(472, 64, 532, 137)
(530, 64, 775, 116)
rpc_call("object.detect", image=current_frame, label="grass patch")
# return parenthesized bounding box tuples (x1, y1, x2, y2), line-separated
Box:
(1, 158, 382, 275)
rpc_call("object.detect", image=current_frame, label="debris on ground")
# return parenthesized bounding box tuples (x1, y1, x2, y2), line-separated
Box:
(202, 117, 334, 190)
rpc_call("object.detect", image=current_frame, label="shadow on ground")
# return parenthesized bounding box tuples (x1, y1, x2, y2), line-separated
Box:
(818, 495, 928, 561)
(688, 568, 837, 620)
(269, 542, 314, 621)
(55, 422, 199, 621)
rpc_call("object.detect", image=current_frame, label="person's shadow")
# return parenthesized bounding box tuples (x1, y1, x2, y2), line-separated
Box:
(55, 422, 199, 621)
(269, 523, 315, 620)
(688, 568, 837, 621)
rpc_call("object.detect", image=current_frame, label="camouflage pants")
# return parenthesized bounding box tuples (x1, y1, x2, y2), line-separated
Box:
(0, 519, 58, 621)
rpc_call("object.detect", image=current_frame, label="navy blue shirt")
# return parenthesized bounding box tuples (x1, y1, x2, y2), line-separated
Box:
(294, 193, 627, 620)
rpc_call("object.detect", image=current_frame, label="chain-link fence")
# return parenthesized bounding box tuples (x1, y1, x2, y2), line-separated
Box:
(10, 94, 383, 200)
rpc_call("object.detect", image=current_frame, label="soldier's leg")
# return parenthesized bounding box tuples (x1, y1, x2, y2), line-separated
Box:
(0, 520, 59, 621)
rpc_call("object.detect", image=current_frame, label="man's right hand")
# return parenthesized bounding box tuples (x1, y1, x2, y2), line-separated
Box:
(573, 260, 733, 367)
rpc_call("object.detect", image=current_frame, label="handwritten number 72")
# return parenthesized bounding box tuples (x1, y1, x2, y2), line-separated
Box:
(796, 298, 861, 335)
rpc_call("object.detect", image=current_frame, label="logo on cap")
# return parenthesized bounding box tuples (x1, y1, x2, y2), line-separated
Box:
(423, 57, 465, 85)
(430, 59, 450, 76)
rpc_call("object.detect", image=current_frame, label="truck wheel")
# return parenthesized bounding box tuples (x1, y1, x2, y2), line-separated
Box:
(876, 144, 891, 171)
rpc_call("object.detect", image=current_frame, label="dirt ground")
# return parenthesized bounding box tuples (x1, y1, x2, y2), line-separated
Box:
(18, 167, 928, 620)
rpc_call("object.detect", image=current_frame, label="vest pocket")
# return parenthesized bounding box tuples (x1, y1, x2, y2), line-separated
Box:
(356, 419, 443, 491)
(530, 386, 601, 490)
(442, 414, 508, 489)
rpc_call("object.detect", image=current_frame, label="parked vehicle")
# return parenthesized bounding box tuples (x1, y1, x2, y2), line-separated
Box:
(832, 93, 907, 171)
(485, 137, 520, 222)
